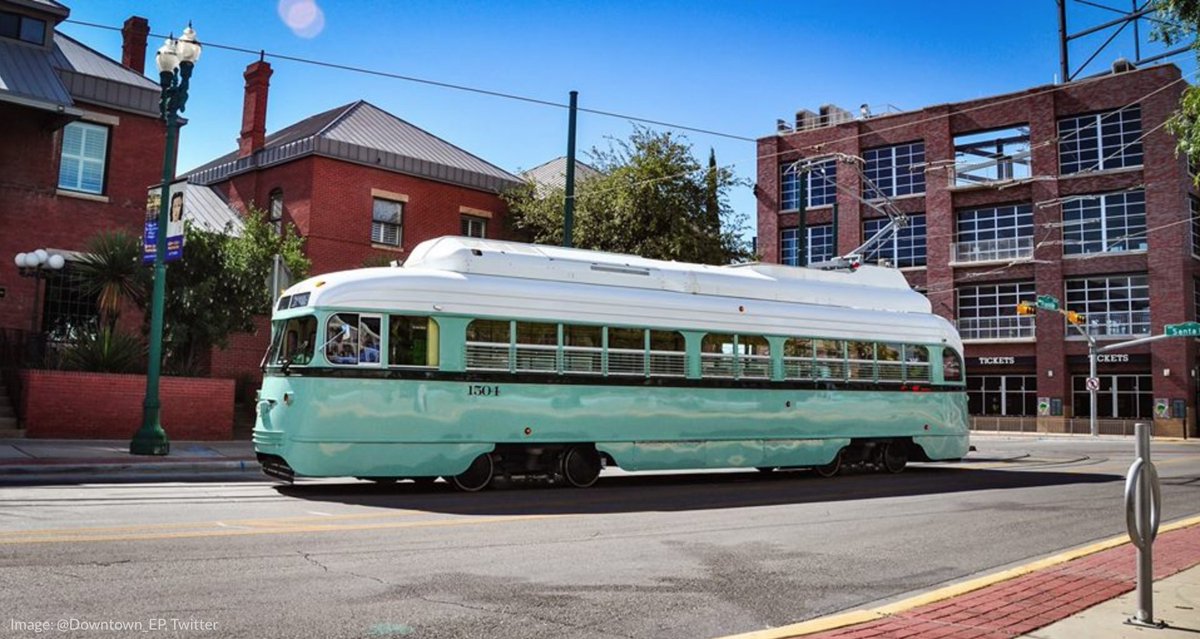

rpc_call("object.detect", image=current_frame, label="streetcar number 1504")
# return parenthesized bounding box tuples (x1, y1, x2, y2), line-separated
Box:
(468, 385, 500, 397)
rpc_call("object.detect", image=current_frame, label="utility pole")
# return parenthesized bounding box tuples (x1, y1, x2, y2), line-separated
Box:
(563, 90, 578, 248)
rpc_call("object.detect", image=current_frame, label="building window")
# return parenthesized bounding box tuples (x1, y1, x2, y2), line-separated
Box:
(780, 163, 800, 211)
(57, 122, 109, 195)
(1192, 196, 1200, 258)
(1065, 274, 1150, 337)
(268, 189, 283, 235)
(956, 282, 1036, 340)
(808, 159, 837, 207)
(461, 215, 487, 238)
(41, 267, 99, 355)
(1058, 106, 1143, 175)
(780, 224, 835, 266)
(371, 198, 403, 246)
(954, 204, 1034, 263)
(1072, 375, 1153, 418)
(863, 214, 926, 267)
(1061, 190, 1147, 256)
(954, 126, 1031, 186)
(863, 142, 925, 198)
(967, 375, 1038, 416)
(0, 10, 47, 45)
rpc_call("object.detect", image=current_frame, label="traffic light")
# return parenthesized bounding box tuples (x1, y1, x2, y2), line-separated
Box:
(1064, 310, 1084, 325)
(1016, 301, 1036, 316)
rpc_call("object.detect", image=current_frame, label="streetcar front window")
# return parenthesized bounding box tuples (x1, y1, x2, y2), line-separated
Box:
(271, 316, 317, 367)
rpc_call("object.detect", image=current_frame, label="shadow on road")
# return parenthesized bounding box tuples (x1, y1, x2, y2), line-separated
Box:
(275, 466, 1121, 516)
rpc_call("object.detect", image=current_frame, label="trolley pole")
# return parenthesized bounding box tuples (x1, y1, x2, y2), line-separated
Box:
(563, 90, 578, 248)
(1124, 422, 1163, 628)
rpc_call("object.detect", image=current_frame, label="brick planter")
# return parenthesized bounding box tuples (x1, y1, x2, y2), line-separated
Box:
(18, 369, 233, 440)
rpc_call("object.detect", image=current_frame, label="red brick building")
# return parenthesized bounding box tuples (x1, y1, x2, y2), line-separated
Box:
(184, 60, 523, 378)
(757, 63, 1198, 437)
(0, 1, 164, 351)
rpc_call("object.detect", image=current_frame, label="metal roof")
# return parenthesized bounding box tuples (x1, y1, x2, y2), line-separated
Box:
(520, 156, 601, 192)
(0, 29, 159, 117)
(186, 101, 522, 194)
(182, 182, 243, 235)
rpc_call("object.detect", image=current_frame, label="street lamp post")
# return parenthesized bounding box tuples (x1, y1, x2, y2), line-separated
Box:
(131, 26, 201, 456)
(13, 250, 66, 363)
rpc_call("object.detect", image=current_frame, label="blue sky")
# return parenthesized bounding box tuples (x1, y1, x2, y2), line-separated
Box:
(60, 1, 1196, 241)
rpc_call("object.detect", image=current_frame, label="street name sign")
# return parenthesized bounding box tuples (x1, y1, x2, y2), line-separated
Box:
(1035, 295, 1060, 311)
(1165, 322, 1200, 337)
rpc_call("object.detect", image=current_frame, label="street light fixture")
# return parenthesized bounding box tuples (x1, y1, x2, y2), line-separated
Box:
(14, 249, 66, 362)
(131, 24, 201, 456)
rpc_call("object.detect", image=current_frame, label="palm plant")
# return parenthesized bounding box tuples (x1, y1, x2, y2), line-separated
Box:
(74, 231, 147, 330)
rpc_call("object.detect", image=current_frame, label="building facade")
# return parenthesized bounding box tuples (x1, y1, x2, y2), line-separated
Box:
(0, 2, 164, 352)
(757, 63, 1198, 437)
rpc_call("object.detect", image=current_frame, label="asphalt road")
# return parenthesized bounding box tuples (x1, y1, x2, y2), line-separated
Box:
(1, 435, 1198, 639)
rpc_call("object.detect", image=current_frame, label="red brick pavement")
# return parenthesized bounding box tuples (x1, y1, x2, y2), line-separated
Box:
(800, 522, 1200, 639)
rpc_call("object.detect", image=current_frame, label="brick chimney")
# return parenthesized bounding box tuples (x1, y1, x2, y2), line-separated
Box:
(238, 60, 273, 158)
(120, 16, 150, 74)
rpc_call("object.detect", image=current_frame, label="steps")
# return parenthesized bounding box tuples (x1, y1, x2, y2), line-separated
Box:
(0, 383, 23, 438)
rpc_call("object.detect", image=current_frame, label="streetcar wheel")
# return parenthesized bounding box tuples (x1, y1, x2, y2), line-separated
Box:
(450, 454, 494, 492)
(561, 447, 602, 488)
(814, 451, 842, 478)
(882, 443, 908, 474)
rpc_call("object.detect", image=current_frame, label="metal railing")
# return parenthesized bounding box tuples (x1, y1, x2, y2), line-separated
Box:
(968, 416, 1148, 436)
(957, 316, 1035, 341)
(951, 237, 1034, 264)
(1071, 312, 1151, 338)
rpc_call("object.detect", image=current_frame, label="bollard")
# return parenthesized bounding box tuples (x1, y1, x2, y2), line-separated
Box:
(1124, 422, 1163, 628)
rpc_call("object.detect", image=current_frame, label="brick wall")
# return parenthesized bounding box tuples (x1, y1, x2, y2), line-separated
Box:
(19, 369, 233, 440)
(758, 65, 1199, 436)
(0, 101, 167, 333)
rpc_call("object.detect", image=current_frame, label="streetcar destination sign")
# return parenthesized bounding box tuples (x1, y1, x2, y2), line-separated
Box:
(1165, 322, 1200, 337)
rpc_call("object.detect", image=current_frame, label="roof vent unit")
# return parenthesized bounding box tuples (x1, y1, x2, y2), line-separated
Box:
(819, 104, 854, 127)
(776, 118, 791, 134)
(1111, 57, 1136, 73)
(795, 109, 818, 131)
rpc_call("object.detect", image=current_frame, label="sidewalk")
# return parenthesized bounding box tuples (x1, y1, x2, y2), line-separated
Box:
(0, 439, 259, 478)
(730, 517, 1200, 639)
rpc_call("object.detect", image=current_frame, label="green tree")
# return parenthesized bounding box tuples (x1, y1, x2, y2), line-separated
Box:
(505, 127, 751, 264)
(1154, 1, 1200, 169)
(160, 206, 309, 373)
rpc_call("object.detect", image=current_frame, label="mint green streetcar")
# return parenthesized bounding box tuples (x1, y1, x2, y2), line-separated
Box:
(254, 237, 969, 490)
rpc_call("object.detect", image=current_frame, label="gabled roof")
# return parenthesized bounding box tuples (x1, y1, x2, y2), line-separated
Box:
(519, 156, 601, 192)
(0, 29, 159, 117)
(181, 182, 244, 235)
(186, 100, 522, 194)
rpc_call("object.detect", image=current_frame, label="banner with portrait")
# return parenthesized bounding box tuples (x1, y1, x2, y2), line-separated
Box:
(144, 179, 187, 264)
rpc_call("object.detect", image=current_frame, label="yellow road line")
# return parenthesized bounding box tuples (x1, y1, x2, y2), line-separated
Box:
(0, 514, 561, 545)
(713, 513, 1200, 639)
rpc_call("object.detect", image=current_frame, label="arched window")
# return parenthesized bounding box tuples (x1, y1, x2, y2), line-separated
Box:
(268, 189, 283, 235)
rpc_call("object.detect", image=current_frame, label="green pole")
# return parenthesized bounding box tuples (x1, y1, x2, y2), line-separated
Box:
(132, 54, 196, 455)
(797, 170, 808, 266)
(131, 118, 176, 455)
(563, 90, 578, 248)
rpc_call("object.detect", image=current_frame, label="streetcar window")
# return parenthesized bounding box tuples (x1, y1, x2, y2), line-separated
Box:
(326, 314, 360, 365)
(359, 317, 382, 364)
(515, 322, 557, 372)
(942, 349, 964, 382)
(607, 327, 646, 376)
(905, 345, 930, 381)
(700, 334, 736, 378)
(465, 319, 511, 371)
(389, 315, 438, 367)
(877, 343, 903, 382)
(739, 335, 771, 379)
(814, 339, 845, 380)
(563, 325, 602, 374)
(271, 316, 317, 366)
(649, 330, 685, 377)
(783, 338, 814, 380)
(848, 341, 875, 381)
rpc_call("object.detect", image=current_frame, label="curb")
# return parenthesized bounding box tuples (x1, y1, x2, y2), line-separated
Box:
(0, 459, 260, 477)
(715, 513, 1200, 639)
